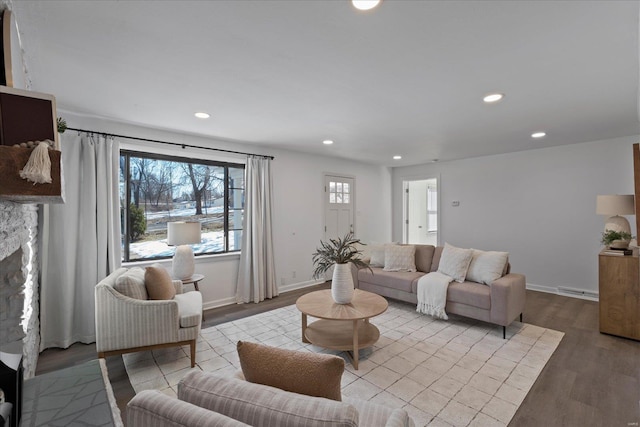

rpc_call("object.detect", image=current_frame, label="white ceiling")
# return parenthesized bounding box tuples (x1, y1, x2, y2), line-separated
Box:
(10, 0, 640, 166)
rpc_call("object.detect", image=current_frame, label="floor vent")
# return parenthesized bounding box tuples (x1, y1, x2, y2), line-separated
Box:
(557, 287, 599, 300)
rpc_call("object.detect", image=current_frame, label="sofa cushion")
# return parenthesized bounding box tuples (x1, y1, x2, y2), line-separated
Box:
(178, 371, 359, 427)
(344, 396, 411, 427)
(447, 281, 491, 310)
(466, 249, 509, 285)
(430, 246, 444, 272)
(145, 265, 176, 300)
(114, 267, 148, 300)
(237, 341, 344, 401)
(359, 267, 424, 293)
(384, 245, 416, 272)
(437, 243, 473, 283)
(127, 389, 249, 427)
(369, 244, 387, 267)
(174, 292, 202, 328)
(414, 245, 436, 273)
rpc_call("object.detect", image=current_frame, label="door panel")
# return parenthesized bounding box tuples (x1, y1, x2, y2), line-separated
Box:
(324, 175, 355, 240)
(404, 178, 438, 245)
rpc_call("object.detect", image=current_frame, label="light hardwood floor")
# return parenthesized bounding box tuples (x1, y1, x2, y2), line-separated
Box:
(36, 287, 640, 426)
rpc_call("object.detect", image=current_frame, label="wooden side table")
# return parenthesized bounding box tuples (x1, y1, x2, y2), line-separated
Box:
(599, 249, 640, 340)
(181, 274, 204, 292)
(181, 274, 205, 320)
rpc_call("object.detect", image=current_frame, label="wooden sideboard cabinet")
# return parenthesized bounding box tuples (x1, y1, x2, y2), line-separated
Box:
(599, 249, 640, 340)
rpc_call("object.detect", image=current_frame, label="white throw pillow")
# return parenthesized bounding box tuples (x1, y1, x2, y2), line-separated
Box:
(383, 245, 416, 272)
(466, 249, 509, 285)
(369, 244, 387, 267)
(437, 243, 473, 283)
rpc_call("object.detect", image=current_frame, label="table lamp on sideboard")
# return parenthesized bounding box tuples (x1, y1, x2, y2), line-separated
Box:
(596, 194, 635, 234)
(167, 221, 201, 280)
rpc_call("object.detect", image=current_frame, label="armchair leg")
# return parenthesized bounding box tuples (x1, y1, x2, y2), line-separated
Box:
(190, 340, 196, 368)
(520, 313, 523, 322)
(503, 326, 506, 339)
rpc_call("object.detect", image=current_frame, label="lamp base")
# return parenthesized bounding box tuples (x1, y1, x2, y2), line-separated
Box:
(604, 215, 631, 234)
(172, 245, 195, 280)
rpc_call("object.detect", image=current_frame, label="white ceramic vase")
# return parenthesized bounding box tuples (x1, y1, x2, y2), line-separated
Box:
(172, 245, 195, 280)
(331, 263, 354, 304)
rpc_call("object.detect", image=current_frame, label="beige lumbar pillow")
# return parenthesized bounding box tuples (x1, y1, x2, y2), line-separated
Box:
(236, 341, 344, 401)
(145, 265, 176, 300)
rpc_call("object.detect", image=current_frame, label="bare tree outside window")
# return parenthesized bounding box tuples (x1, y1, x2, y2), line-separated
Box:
(120, 151, 245, 262)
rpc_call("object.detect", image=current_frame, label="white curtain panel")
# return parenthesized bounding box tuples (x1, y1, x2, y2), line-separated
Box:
(236, 156, 278, 303)
(40, 132, 121, 350)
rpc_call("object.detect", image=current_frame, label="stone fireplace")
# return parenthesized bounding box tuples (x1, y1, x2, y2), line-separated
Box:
(0, 200, 39, 378)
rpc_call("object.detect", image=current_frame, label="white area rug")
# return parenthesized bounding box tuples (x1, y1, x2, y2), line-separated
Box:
(123, 301, 563, 426)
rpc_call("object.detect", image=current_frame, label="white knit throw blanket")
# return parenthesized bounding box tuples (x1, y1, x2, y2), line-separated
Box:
(416, 271, 454, 320)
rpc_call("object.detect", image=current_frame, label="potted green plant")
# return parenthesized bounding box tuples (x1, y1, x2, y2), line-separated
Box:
(312, 233, 371, 304)
(601, 229, 634, 249)
(57, 117, 67, 134)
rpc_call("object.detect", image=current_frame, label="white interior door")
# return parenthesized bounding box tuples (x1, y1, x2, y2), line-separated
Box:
(404, 178, 438, 245)
(407, 180, 428, 243)
(324, 175, 355, 240)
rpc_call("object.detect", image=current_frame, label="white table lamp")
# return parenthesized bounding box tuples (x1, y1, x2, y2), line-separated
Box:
(167, 221, 201, 280)
(596, 194, 635, 234)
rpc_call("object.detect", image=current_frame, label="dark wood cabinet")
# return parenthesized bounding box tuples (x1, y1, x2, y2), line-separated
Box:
(599, 250, 640, 340)
(0, 85, 63, 203)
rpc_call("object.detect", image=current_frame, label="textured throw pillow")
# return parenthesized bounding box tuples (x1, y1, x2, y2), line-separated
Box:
(466, 249, 509, 285)
(383, 245, 416, 272)
(236, 341, 344, 401)
(437, 243, 473, 283)
(145, 265, 176, 300)
(369, 244, 387, 267)
(114, 267, 148, 300)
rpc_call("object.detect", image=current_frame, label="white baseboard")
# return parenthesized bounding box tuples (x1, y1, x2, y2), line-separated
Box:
(202, 280, 325, 311)
(526, 283, 599, 301)
(203, 296, 237, 311)
(278, 279, 326, 293)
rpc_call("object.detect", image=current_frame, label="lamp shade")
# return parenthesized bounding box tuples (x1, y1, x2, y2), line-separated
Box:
(596, 195, 635, 216)
(167, 221, 201, 246)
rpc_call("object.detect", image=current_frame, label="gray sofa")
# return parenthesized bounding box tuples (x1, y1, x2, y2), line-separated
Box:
(127, 370, 413, 427)
(354, 245, 526, 337)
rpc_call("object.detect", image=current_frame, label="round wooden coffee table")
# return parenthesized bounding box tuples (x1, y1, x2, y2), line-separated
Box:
(296, 289, 388, 369)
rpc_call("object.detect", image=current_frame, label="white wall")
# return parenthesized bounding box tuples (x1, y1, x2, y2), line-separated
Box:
(392, 136, 638, 297)
(60, 112, 392, 308)
(270, 149, 392, 292)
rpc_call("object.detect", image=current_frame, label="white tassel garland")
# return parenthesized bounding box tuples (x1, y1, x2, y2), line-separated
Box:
(19, 140, 52, 185)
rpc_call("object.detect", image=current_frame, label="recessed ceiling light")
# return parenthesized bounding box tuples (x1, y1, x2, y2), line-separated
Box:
(352, 0, 381, 11)
(531, 132, 547, 138)
(323, 140, 334, 145)
(483, 93, 504, 103)
(393, 155, 402, 160)
(194, 112, 210, 119)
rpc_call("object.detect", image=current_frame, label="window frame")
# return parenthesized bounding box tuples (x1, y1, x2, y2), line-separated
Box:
(120, 149, 245, 263)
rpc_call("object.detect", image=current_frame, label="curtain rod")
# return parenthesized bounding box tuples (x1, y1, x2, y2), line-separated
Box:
(66, 127, 275, 160)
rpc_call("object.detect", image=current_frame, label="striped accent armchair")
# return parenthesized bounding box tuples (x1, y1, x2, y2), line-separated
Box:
(95, 267, 202, 367)
(128, 372, 414, 427)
